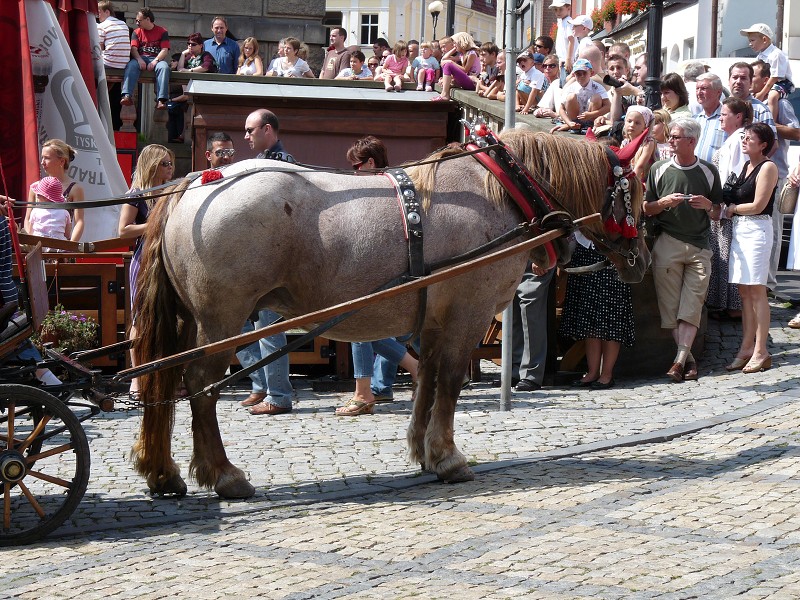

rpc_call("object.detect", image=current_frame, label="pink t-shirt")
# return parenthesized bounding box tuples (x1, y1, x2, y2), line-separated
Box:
(383, 55, 409, 76)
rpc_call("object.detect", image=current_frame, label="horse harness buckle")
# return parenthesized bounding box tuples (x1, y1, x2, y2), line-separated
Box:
(384, 168, 425, 280)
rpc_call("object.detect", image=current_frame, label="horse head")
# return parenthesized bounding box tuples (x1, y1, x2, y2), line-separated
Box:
(496, 128, 651, 284)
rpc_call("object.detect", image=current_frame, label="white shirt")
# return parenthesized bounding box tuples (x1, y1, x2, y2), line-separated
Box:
(97, 16, 131, 69)
(758, 44, 793, 82)
(561, 79, 608, 112)
(554, 18, 573, 65)
(519, 66, 546, 90)
(270, 57, 312, 78)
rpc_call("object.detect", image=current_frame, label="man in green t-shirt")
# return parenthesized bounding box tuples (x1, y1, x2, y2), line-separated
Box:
(644, 117, 723, 383)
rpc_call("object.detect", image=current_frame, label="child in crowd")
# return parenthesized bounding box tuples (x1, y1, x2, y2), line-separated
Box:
(550, 0, 574, 75)
(431, 32, 480, 101)
(475, 42, 499, 96)
(412, 42, 441, 92)
(484, 53, 506, 101)
(620, 105, 657, 182)
(379, 40, 410, 92)
(266, 37, 313, 77)
(568, 15, 594, 64)
(652, 108, 673, 160)
(26, 176, 71, 253)
(237, 37, 264, 76)
(741, 23, 794, 123)
(551, 58, 610, 133)
(515, 51, 546, 114)
(336, 50, 373, 80)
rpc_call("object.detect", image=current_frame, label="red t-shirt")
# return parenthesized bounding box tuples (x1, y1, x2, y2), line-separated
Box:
(132, 25, 170, 58)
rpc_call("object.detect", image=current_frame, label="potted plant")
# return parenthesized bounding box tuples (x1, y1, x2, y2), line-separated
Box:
(33, 304, 99, 353)
(593, 0, 618, 32)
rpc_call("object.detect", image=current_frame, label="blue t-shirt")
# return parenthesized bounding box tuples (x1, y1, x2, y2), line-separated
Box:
(203, 37, 240, 74)
(411, 55, 440, 75)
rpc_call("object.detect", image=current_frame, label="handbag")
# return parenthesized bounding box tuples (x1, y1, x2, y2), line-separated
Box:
(778, 182, 799, 215)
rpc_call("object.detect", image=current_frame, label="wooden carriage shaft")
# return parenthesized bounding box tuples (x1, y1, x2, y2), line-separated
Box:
(114, 214, 600, 383)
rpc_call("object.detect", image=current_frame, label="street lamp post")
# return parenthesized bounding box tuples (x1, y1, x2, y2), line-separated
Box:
(643, 0, 664, 110)
(428, 1, 443, 41)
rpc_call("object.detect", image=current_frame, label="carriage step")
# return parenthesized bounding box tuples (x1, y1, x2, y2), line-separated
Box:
(44, 348, 102, 385)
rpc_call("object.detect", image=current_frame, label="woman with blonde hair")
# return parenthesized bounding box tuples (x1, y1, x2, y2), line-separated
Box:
(431, 32, 480, 101)
(237, 37, 264, 76)
(118, 144, 175, 395)
(26, 139, 85, 241)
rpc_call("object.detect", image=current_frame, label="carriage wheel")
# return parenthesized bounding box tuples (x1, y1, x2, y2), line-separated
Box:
(0, 384, 90, 546)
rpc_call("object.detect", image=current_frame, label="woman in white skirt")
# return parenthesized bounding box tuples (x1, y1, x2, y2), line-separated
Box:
(786, 160, 800, 328)
(723, 122, 778, 373)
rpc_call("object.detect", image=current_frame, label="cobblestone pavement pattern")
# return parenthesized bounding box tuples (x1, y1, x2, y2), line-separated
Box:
(2, 304, 800, 598)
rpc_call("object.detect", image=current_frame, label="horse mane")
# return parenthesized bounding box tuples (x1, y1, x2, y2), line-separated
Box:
(129, 177, 191, 484)
(407, 131, 643, 238)
(406, 145, 467, 212)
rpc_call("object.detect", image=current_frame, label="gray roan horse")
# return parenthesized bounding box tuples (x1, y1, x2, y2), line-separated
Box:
(131, 128, 649, 499)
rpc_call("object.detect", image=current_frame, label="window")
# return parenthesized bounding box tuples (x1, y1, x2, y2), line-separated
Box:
(361, 14, 378, 45)
(683, 38, 694, 61)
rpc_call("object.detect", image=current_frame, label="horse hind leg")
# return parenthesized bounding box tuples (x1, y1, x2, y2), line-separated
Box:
(407, 328, 439, 471)
(186, 321, 255, 499)
(423, 329, 480, 484)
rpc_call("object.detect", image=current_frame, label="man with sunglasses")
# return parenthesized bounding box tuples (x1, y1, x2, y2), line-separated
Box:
(239, 109, 295, 415)
(121, 7, 170, 110)
(530, 36, 554, 57)
(204, 132, 236, 168)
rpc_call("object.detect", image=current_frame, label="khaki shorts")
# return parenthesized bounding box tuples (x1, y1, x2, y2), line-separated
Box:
(652, 232, 712, 329)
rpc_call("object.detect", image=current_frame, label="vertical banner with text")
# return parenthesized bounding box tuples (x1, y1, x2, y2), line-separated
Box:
(26, 0, 126, 241)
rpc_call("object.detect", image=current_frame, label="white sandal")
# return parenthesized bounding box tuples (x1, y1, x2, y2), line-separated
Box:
(789, 314, 800, 329)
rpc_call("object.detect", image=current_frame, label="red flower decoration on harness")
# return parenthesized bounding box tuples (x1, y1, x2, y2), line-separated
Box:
(201, 169, 224, 184)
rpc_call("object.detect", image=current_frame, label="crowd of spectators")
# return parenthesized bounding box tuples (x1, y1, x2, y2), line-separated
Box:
(94, 3, 800, 388)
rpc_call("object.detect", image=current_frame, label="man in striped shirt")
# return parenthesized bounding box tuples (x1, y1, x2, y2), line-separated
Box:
(692, 73, 725, 163)
(97, 1, 130, 69)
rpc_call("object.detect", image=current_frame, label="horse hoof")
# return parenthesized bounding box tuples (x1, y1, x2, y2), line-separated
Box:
(215, 473, 255, 499)
(438, 465, 475, 484)
(148, 473, 188, 497)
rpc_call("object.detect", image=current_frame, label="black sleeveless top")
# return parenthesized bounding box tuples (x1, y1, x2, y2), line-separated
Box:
(729, 160, 775, 216)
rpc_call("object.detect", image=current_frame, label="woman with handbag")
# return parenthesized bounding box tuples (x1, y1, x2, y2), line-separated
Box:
(723, 122, 778, 372)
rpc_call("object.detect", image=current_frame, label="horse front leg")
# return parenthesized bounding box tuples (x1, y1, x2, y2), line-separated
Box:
(186, 352, 255, 499)
(407, 329, 440, 471)
(424, 333, 478, 483)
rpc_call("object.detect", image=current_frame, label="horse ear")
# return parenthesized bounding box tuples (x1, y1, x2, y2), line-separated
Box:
(614, 127, 649, 166)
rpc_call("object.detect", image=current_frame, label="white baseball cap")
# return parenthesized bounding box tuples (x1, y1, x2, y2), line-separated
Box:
(739, 23, 774, 40)
(568, 14, 593, 30)
(549, 0, 570, 7)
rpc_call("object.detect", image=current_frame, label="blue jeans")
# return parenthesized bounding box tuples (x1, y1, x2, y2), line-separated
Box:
(122, 56, 170, 102)
(351, 338, 407, 380)
(235, 309, 292, 408)
(369, 336, 419, 397)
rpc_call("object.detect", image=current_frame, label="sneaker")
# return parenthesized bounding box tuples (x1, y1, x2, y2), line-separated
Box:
(121, 95, 134, 106)
(425, 85, 433, 92)
(416, 84, 423, 91)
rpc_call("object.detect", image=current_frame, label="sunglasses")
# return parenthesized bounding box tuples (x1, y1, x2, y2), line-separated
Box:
(245, 123, 266, 135)
(543, 63, 558, 69)
(188, 42, 200, 47)
(160, 160, 173, 167)
(533, 44, 546, 49)
(214, 148, 236, 157)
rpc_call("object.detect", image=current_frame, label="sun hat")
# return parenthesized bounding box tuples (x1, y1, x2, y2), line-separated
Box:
(30, 176, 65, 204)
(532, 53, 545, 64)
(739, 23, 774, 40)
(516, 51, 534, 63)
(549, 0, 570, 7)
(568, 14, 593, 30)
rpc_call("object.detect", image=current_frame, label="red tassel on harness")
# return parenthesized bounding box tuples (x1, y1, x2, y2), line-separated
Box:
(201, 169, 224, 184)
(604, 215, 622, 234)
(622, 221, 638, 239)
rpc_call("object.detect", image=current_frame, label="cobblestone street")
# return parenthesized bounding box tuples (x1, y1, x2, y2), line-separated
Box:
(1, 303, 800, 599)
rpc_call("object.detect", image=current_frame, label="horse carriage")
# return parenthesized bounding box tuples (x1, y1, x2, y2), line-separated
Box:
(0, 121, 650, 545)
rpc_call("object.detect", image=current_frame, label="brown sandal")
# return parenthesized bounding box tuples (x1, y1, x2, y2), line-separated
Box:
(334, 398, 375, 416)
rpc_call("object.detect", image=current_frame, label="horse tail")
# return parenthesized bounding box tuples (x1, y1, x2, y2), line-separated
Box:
(130, 178, 191, 482)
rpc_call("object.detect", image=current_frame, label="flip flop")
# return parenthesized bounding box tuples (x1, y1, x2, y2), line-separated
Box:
(334, 398, 375, 416)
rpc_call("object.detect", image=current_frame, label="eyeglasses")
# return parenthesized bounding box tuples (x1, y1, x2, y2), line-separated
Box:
(245, 124, 266, 136)
(368, 62, 379, 67)
(543, 63, 558, 69)
(188, 42, 199, 47)
(160, 160, 173, 167)
(352, 161, 366, 171)
(533, 44, 545, 49)
(667, 135, 688, 141)
(214, 148, 236, 157)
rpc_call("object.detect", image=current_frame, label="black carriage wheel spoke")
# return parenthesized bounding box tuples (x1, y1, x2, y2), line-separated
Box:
(16, 480, 46, 519)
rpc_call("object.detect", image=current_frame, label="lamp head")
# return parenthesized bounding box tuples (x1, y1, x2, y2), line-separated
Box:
(428, 0, 444, 17)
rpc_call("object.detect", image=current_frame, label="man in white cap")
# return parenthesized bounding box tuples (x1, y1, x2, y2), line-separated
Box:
(549, 0, 574, 77)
